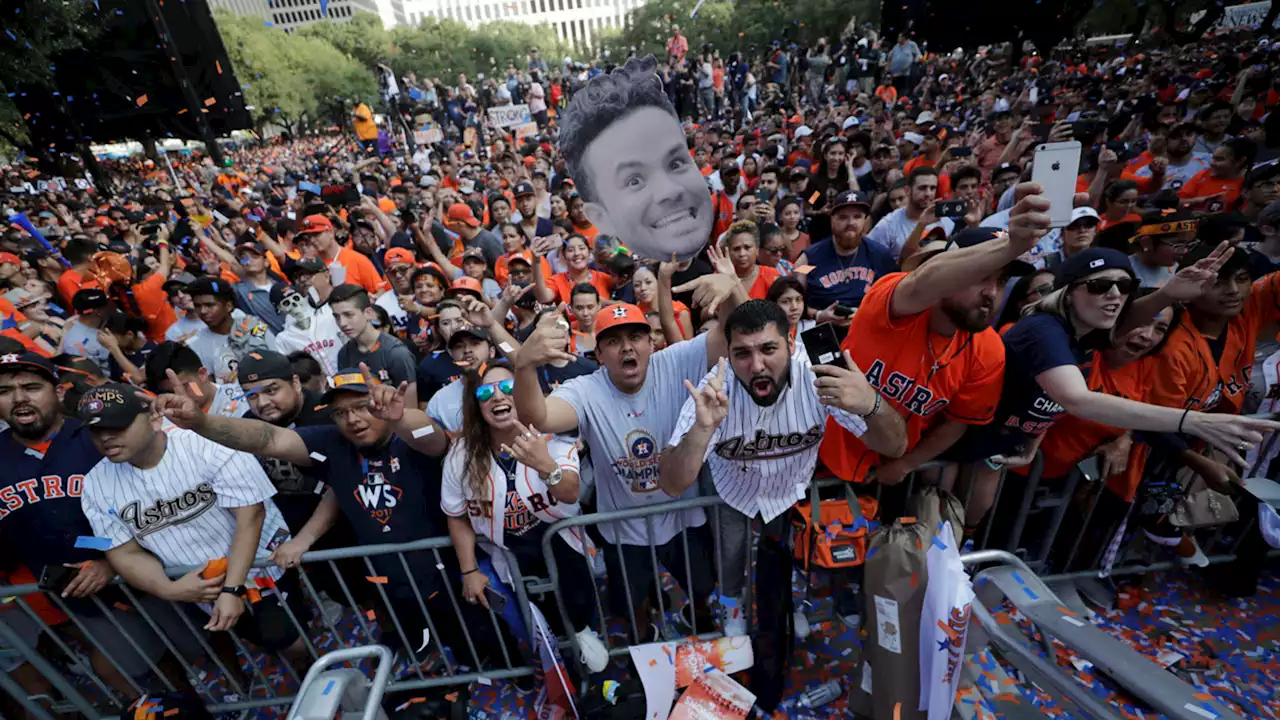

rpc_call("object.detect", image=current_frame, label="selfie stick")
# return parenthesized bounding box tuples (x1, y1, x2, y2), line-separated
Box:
(6, 211, 71, 267)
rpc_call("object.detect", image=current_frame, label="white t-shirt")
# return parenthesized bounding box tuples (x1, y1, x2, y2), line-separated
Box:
(59, 319, 110, 374)
(81, 427, 289, 594)
(375, 290, 410, 338)
(164, 313, 204, 344)
(186, 309, 276, 383)
(208, 383, 251, 419)
(274, 304, 345, 378)
(552, 334, 711, 546)
(1134, 153, 1210, 192)
(669, 354, 867, 522)
(426, 379, 465, 434)
(865, 208, 950, 261)
(528, 82, 547, 114)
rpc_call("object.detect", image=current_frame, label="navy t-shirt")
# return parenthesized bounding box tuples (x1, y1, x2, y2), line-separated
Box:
(416, 350, 462, 401)
(803, 236, 898, 310)
(107, 341, 157, 382)
(989, 313, 1092, 441)
(0, 419, 105, 573)
(295, 426, 451, 595)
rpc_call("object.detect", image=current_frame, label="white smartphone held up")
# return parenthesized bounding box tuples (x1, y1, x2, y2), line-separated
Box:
(1031, 141, 1082, 228)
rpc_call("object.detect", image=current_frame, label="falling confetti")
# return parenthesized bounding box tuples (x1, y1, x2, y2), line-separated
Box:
(136, 94, 148, 107)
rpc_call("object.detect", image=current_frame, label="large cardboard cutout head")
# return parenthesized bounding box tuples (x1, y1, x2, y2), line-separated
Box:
(558, 56, 713, 262)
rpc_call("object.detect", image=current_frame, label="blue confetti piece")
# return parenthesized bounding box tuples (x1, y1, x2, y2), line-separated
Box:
(1024, 588, 1039, 600)
(75, 536, 114, 551)
(931, 535, 947, 550)
(5, 29, 14, 40)
(1011, 570, 1026, 585)
(1200, 703, 1218, 717)
(866, 546, 878, 560)
(321, 679, 335, 696)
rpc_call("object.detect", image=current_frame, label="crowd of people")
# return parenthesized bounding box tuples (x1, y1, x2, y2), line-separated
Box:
(2, 17, 1280, 718)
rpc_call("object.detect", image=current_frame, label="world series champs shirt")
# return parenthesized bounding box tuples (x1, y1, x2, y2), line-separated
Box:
(552, 334, 711, 546)
(669, 355, 868, 522)
(81, 427, 289, 590)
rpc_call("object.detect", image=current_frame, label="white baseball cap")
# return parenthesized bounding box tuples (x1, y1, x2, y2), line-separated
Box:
(842, 116, 861, 131)
(901, 131, 925, 146)
(794, 125, 814, 138)
(916, 111, 935, 125)
(1068, 206, 1101, 226)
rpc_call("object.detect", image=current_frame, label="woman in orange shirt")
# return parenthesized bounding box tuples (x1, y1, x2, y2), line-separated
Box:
(724, 220, 781, 300)
(1178, 138, 1253, 212)
(543, 234, 613, 304)
(778, 197, 810, 261)
(633, 265, 692, 340)
(1096, 180, 1141, 231)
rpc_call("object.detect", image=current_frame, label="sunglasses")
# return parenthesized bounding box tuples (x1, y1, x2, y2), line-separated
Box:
(475, 378, 515, 403)
(761, 245, 786, 254)
(1076, 277, 1137, 296)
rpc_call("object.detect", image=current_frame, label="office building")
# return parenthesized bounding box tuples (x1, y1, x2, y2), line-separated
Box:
(399, 0, 647, 50)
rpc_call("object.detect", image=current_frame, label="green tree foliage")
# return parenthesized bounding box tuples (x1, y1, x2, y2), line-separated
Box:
(297, 13, 395, 69)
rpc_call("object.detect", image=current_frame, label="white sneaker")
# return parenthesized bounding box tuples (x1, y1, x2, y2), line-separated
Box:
(793, 610, 810, 640)
(575, 628, 609, 673)
(720, 595, 747, 637)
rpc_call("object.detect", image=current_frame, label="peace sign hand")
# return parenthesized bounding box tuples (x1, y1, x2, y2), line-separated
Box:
(1163, 240, 1231, 303)
(147, 369, 206, 430)
(360, 362, 407, 422)
(685, 358, 730, 431)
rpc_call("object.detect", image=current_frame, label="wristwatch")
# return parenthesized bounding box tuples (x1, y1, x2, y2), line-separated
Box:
(541, 467, 563, 487)
(221, 585, 246, 598)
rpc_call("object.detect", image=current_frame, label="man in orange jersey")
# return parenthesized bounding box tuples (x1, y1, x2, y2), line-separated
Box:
(294, 215, 384, 295)
(818, 184, 1059, 488)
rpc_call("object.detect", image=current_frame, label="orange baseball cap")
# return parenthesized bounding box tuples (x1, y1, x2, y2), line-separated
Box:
(377, 197, 398, 213)
(0, 252, 20, 266)
(445, 203, 480, 228)
(506, 250, 534, 266)
(446, 276, 484, 297)
(298, 215, 334, 235)
(384, 247, 416, 268)
(594, 303, 649, 339)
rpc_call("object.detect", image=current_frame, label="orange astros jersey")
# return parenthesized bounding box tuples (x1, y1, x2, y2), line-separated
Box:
(818, 272, 1006, 483)
(1150, 272, 1280, 414)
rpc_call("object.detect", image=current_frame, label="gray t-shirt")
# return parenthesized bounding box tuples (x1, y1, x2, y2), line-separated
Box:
(337, 332, 417, 386)
(552, 334, 711, 546)
(1130, 256, 1174, 288)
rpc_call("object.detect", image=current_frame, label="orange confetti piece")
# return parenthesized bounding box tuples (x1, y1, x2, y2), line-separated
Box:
(1057, 605, 1076, 616)
(365, 609, 377, 621)
(177, 108, 188, 115)
(136, 95, 149, 107)
(900, 516, 917, 524)
(216, 60, 223, 74)
(936, 618, 960, 640)
(894, 702, 901, 720)
(204, 97, 217, 106)
(164, 709, 180, 717)
(649, 659, 658, 667)
(366, 575, 389, 584)
(808, 191, 821, 204)
(444, 692, 459, 703)
(188, 382, 204, 398)
(1193, 693, 1214, 701)
(313, 404, 327, 411)
(114, 602, 132, 611)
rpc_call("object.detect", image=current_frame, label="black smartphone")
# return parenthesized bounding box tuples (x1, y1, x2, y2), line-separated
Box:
(950, 146, 973, 158)
(832, 305, 855, 318)
(755, 188, 773, 204)
(801, 323, 848, 370)
(484, 585, 508, 614)
(936, 199, 968, 218)
(39, 564, 77, 594)
(1030, 122, 1053, 143)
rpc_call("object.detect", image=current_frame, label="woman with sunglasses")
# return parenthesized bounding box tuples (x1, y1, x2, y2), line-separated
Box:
(994, 271, 1055, 332)
(441, 361, 610, 673)
(755, 224, 794, 276)
(943, 245, 1279, 534)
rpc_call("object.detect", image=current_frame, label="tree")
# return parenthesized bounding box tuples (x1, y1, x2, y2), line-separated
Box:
(297, 13, 394, 70)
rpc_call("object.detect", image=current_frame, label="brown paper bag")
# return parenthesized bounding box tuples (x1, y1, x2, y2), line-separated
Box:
(907, 486, 965, 547)
(850, 519, 931, 720)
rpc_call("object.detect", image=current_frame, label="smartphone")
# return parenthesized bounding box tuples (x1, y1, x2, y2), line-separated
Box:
(1031, 142, 1082, 228)
(484, 585, 508, 614)
(1077, 455, 1102, 483)
(936, 199, 968, 218)
(1030, 122, 1053, 143)
(950, 146, 973, 158)
(832, 305, 855, 318)
(755, 188, 773, 204)
(801, 323, 848, 370)
(38, 564, 77, 594)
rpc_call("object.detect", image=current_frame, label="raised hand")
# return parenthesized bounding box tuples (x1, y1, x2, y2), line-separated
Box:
(501, 420, 558, 475)
(459, 294, 494, 328)
(360, 362, 407, 422)
(706, 243, 735, 276)
(514, 307, 576, 368)
(1162, 240, 1231, 302)
(147, 369, 205, 429)
(685, 358, 729, 431)
(812, 350, 877, 414)
(673, 273, 739, 316)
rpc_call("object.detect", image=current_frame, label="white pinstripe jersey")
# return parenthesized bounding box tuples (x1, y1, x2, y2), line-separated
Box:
(668, 354, 868, 522)
(81, 428, 287, 585)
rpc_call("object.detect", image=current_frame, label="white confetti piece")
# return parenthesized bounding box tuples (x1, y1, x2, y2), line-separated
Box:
(476, 676, 492, 685)
(436, 563, 445, 570)
(416, 628, 431, 652)
(1184, 704, 1217, 719)
(1061, 615, 1085, 627)
(411, 425, 435, 438)
(498, 342, 513, 352)
(310, 452, 327, 462)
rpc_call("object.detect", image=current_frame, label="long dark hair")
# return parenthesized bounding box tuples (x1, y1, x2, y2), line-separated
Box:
(996, 271, 1053, 328)
(458, 359, 513, 502)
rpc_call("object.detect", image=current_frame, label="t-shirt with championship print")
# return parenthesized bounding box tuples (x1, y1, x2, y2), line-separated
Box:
(669, 354, 869, 522)
(818, 272, 1006, 482)
(81, 427, 289, 588)
(552, 333, 711, 546)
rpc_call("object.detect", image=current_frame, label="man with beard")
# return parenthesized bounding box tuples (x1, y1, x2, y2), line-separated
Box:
(657, 302, 906, 652)
(0, 353, 196, 704)
(819, 189, 1059, 491)
(513, 270, 743, 644)
(795, 190, 896, 311)
(1133, 122, 1207, 192)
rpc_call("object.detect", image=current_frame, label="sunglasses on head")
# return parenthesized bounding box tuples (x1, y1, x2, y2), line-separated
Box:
(1076, 277, 1137, 296)
(475, 378, 515, 402)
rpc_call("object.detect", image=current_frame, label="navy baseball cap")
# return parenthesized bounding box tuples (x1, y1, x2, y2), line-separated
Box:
(321, 368, 375, 403)
(78, 382, 148, 430)
(0, 352, 58, 383)
(72, 288, 109, 312)
(237, 351, 295, 385)
(830, 190, 872, 212)
(1054, 247, 1134, 289)
(514, 181, 535, 197)
(926, 227, 1035, 277)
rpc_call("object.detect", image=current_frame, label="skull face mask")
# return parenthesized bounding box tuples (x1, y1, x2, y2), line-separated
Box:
(276, 288, 311, 331)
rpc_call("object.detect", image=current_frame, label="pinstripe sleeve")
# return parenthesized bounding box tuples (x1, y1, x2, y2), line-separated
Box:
(200, 435, 278, 508)
(827, 406, 869, 437)
(80, 467, 136, 549)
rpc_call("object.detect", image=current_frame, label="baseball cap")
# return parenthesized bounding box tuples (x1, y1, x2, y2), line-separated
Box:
(187, 276, 234, 301)
(459, 179, 477, 195)
(238, 351, 295, 385)
(0, 352, 58, 383)
(460, 247, 486, 264)
(297, 215, 334, 235)
(161, 271, 196, 295)
(446, 203, 481, 228)
(72, 288, 110, 312)
(446, 276, 484, 298)
(1054, 247, 1135, 288)
(0, 251, 20, 266)
(924, 227, 1035, 276)
(78, 382, 148, 430)
(901, 131, 925, 146)
(514, 182, 535, 198)
(916, 111, 935, 125)
(506, 250, 534, 267)
(235, 240, 267, 256)
(830, 190, 872, 213)
(418, 175, 438, 188)
(1067, 206, 1101, 227)
(286, 258, 327, 282)
(842, 116, 861, 131)
(321, 369, 377, 403)
(384, 247, 417, 269)
(269, 284, 304, 311)
(594, 303, 649, 339)
(1179, 240, 1250, 280)
(992, 162, 1021, 177)
(794, 125, 814, 138)
(447, 325, 491, 348)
